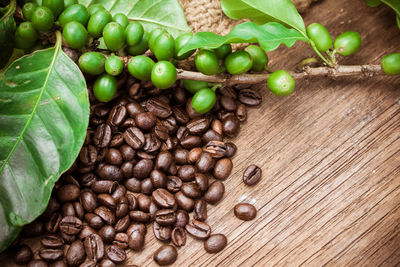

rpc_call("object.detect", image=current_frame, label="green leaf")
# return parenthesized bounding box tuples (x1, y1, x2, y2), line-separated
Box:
(178, 22, 307, 56)
(380, 0, 400, 29)
(0, 0, 16, 69)
(397, 14, 400, 29)
(220, 0, 307, 35)
(0, 32, 90, 252)
(78, 0, 191, 38)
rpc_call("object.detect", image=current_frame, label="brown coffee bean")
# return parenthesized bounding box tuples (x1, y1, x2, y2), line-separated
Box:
(123, 127, 145, 149)
(185, 220, 211, 239)
(146, 98, 172, 118)
(110, 133, 124, 147)
(14, 244, 33, 265)
(180, 135, 202, 149)
(113, 232, 129, 249)
(153, 245, 177, 266)
(181, 182, 202, 199)
(204, 141, 227, 159)
(42, 198, 60, 219)
(188, 147, 202, 164)
(220, 95, 236, 111)
(213, 158, 233, 180)
(84, 213, 104, 229)
(39, 248, 63, 262)
(243, 165, 262, 186)
(204, 181, 225, 204)
(194, 173, 209, 192)
(126, 101, 144, 117)
(111, 185, 126, 201)
(166, 176, 182, 192)
(204, 234, 227, 253)
(161, 116, 178, 134)
(135, 112, 156, 130)
(140, 178, 154, 194)
(97, 164, 123, 182)
(56, 184, 80, 202)
(62, 202, 76, 217)
(222, 115, 240, 137)
(152, 188, 176, 208)
(137, 194, 151, 212)
(196, 152, 215, 173)
(202, 129, 223, 144)
(99, 259, 116, 267)
(176, 126, 188, 141)
(79, 145, 97, 166)
(238, 88, 262, 106)
(66, 240, 86, 266)
(234, 203, 257, 221)
(194, 199, 207, 221)
(27, 260, 48, 267)
(143, 133, 161, 152)
(225, 142, 237, 158)
(114, 215, 130, 233)
(49, 260, 67, 267)
(97, 194, 116, 210)
(119, 144, 135, 161)
(153, 222, 172, 242)
(60, 232, 76, 244)
(79, 225, 97, 240)
(132, 159, 153, 179)
(172, 106, 189, 124)
(175, 191, 194, 211)
(84, 234, 104, 262)
(80, 190, 97, 213)
(41, 235, 64, 249)
(155, 151, 173, 171)
(211, 119, 223, 135)
(127, 225, 146, 251)
(174, 210, 189, 228)
(155, 209, 176, 226)
(91, 181, 118, 194)
(235, 103, 247, 122)
(94, 123, 112, 148)
(105, 148, 123, 165)
(129, 209, 151, 222)
(187, 118, 210, 135)
(24, 220, 44, 237)
(98, 225, 116, 243)
(94, 206, 116, 225)
(106, 245, 126, 263)
(107, 105, 127, 126)
(177, 165, 196, 182)
(150, 169, 168, 188)
(171, 227, 186, 247)
(124, 178, 141, 193)
(126, 194, 138, 210)
(60, 216, 82, 235)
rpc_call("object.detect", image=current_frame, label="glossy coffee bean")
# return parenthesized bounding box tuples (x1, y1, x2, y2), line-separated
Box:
(188, 147, 202, 164)
(59, 216, 82, 235)
(126, 194, 138, 210)
(238, 89, 262, 106)
(94, 206, 116, 225)
(155, 209, 176, 226)
(181, 182, 202, 199)
(175, 191, 194, 211)
(129, 210, 151, 222)
(110, 133, 124, 147)
(204, 141, 226, 159)
(155, 151, 173, 171)
(97, 164, 123, 181)
(204, 181, 225, 204)
(222, 115, 240, 137)
(213, 158, 233, 180)
(79, 145, 97, 166)
(235, 103, 247, 122)
(105, 148, 123, 165)
(220, 95, 236, 111)
(126, 101, 144, 117)
(211, 119, 223, 135)
(152, 188, 176, 208)
(202, 129, 223, 144)
(196, 152, 215, 173)
(175, 209, 189, 228)
(153, 245, 177, 266)
(150, 169, 168, 188)
(79, 225, 97, 240)
(178, 165, 196, 182)
(98, 225, 116, 243)
(140, 178, 154, 194)
(194, 173, 209, 192)
(66, 240, 86, 266)
(243, 164, 262, 186)
(185, 220, 211, 239)
(137, 194, 151, 212)
(127, 225, 146, 251)
(123, 127, 145, 149)
(99, 259, 116, 267)
(187, 118, 210, 135)
(91, 180, 118, 194)
(114, 215, 130, 233)
(204, 234, 227, 253)
(153, 222, 172, 242)
(171, 226, 186, 247)
(172, 106, 189, 124)
(113, 232, 129, 249)
(146, 98, 172, 118)
(194, 199, 207, 221)
(106, 245, 126, 263)
(180, 135, 202, 149)
(166, 176, 182, 192)
(111, 185, 126, 201)
(124, 178, 141, 192)
(234, 203, 257, 221)
(84, 234, 104, 262)
(135, 112, 156, 130)
(85, 213, 104, 229)
(119, 144, 135, 161)
(107, 105, 127, 126)
(56, 184, 80, 202)
(121, 161, 134, 178)
(80, 190, 97, 213)
(14, 244, 33, 265)
(94, 123, 112, 148)
(41, 235, 64, 248)
(39, 248, 63, 262)
(224, 142, 237, 158)
(132, 159, 153, 179)
(45, 213, 61, 233)
(97, 194, 116, 210)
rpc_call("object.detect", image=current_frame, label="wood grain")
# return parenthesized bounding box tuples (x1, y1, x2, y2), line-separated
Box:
(2, 0, 400, 266)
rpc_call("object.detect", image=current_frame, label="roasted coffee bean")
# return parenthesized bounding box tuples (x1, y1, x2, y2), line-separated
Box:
(27, 260, 48, 267)
(106, 245, 126, 263)
(124, 178, 141, 193)
(85, 213, 104, 229)
(135, 112, 156, 130)
(107, 105, 127, 126)
(123, 127, 145, 149)
(175, 209, 189, 228)
(220, 95, 237, 111)
(60, 232, 76, 244)
(137, 194, 151, 212)
(238, 88, 262, 106)
(45, 213, 62, 233)
(153, 222, 172, 242)
(114, 215, 130, 233)
(97, 194, 116, 210)
(80, 173, 97, 188)
(155, 209, 176, 226)
(177, 165, 196, 182)
(143, 133, 161, 152)
(234, 203, 257, 221)
(194, 173, 209, 192)
(194, 199, 207, 221)
(196, 152, 215, 173)
(97, 164, 123, 181)
(222, 115, 240, 137)
(140, 178, 154, 194)
(42, 198, 60, 219)
(220, 86, 237, 99)
(153, 245, 177, 266)
(129, 210, 151, 222)
(235, 103, 247, 122)
(218, 111, 234, 121)
(41, 235, 64, 249)
(146, 98, 172, 118)
(150, 169, 168, 188)
(80, 190, 97, 213)
(176, 126, 188, 141)
(98, 225, 116, 244)
(56, 184, 80, 202)
(149, 200, 159, 220)
(60, 216, 82, 235)
(74, 202, 85, 220)
(92, 181, 118, 194)
(211, 119, 223, 135)
(119, 144, 135, 161)
(202, 129, 223, 144)
(187, 118, 210, 135)
(173, 149, 188, 165)
(152, 188, 176, 208)
(132, 159, 153, 179)
(185, 220, 211, 239)
(111, 185, 126, 201)
(180, 135, 202, 149)
(172, 86, 187, 105)
(225, 142, 237, 158)
(172, 106, 189, 125)
(113, 232, 129, 249)
(203, 141, 227, 159)
(188, 147, 202, 164)
(181, 182, 202, 199)
(126, 194, 138, 210)
(94, 206, 116, 225)
(49, 260, 67, 267)
(121, 161, 134, 178)
(171, 227, 186, 247)
(110, 133, 124, 147)
(91, 117, 105, 127)
(62, 202, 76, 217)
(155, 151, 173, 171)
(94, 124, 112, 148)
(153, 123, 169, 141)
(127, 225, 146, 251)
(243, 165, 262, 186)
(99, 259, 116, 267)
(166, 176, 182, 192)
(105, 148, 123, 165)
(136, 151, 155, 160)
(84, 234, 104, 262)
(14, 244, 33, 265)
(79, 225, 97, 240)
(204, 234, 227, 253)
(161, 116, 178, 134)
(39, 248, 63, 262)
(66, 240, 85, 266)
(126, 101, 144, 117)
(175, 191, 195, 211)
(204, 181, 225, 204)
(79, 145, 97, 166)
(213, 158, 233, 180)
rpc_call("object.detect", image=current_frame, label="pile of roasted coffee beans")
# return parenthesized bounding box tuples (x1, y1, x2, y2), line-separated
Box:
(11, 73, 263, 266)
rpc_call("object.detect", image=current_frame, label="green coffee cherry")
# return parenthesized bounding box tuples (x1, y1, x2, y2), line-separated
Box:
(149, 28, 166, 50)
(105, 55, 124, 76)
(32, 6, 55, 32)
(93, 74, 117, 102)
(306, 23, 332, 52)
(224, 50, 253, 75)
(125, 21, 144, 46)
(267, 70, 295, 96)
(366, 0, 381, 7)
(381, 53, 400, 75)
(128, 55, 155, 81)
(16, 22, 38, 44)
(78, 52, 106, 75)
(152, 32, 175, 61)
(151, 61, 177, 89)
(126, 31, 149, 56)
(87, 9, 112, 38)
(43, 0, 64, 17)
(103, 22, 125, 51)
(245, 45, 268, 72)
(112, 13, 129, 29)
(174, 32, 195, 60)
(215, 44, 232, 59)
(87, 4, 105, 15)
(63, 21, 88, 49)
(334, 31, 361, 56)
(183, 79, 208, 94)
(59, 4, 90, 27)
(191, 88, 216, 114)
(64, 0, 78, 8)
(22, 2, 38, 21)
(195, 49, 219, 75)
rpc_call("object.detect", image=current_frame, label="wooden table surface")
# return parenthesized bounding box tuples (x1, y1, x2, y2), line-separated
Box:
(2, 0, 400, 266)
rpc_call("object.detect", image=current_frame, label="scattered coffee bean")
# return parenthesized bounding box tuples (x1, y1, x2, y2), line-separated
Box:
(185, 220, 211, 239)
(204, 181, 225, 204)
(234, 203, 257, 221)
(84, 234, 104, 262)
(243, 165, 262, 186)
(66, 240, 86, 266)
(106, 245, 126, 263)
(153, 245, 177, 266)
(204, 234, 227, 253)
(171, 226, 186, 247)
(213, 158, 233, 180)
(14, 244, 33, 265)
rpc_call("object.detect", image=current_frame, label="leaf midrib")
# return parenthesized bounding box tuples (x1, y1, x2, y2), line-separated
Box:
(0, 38, 61, 175)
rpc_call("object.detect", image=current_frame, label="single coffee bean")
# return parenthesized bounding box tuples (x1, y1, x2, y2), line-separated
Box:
(194, 173, 209, 192)
(213, 158, 233, 180)
(56, 184, 80, 202)
(204, 234, 227, 253)
(45, 213, 61, 233)
(97, 164, 123, 182)
(143, 133, 161, 152)
(238, 88, 262, 106)
(201, 129, 223, 144)
(177, 165, 196, 182)
(119, 144, 135, 161)
(224, 142, 237, 158)
(175, 191, 195, 211)
(211, 119, 223, 135)
(99, 259, 116, 267)
(155, 151, 173, 172)
(132, 159, 153, 179)
(129, 210, 151, 222)
(176, 126, 188, 141)
(196, 152, 215, 173)
(124, 178, 141, 193)
(79, 145, 97, 166)
(49, 260, 67, 267)
(234, 203, 257, 221)
(84, 234, 104, 262)
(220, 86, 237, 99)
(106, 245, 126, 263)
(105, 148, 123, 165)
(172, 106, 189, 125)
(161, 116, 178, 134)
(123, 127, 145, 149)
(155, 209, 176, 226)
(114, 215, 130, 233)
(204, 181, 225, 204)
(175, 209, 189, 228)
(62, 202, 76, 217)
(66, 240, 86, 266)
(27, 260, 48, 267)
(153, 245, 177, 266)
(135, 112, 156, 130)
(166, 176, 182, 192)
(171, 227, 186, 247)
(94, 104, 110, 117)
(94, 124, 112, 148)
(137, 194, 151, 212)
(126, 101, 144, 117)
(97, 194, 116, 210)
(127, 222, 147, 236)
(181, 182, 202, 199)
(220, 95, 236, 111)
(14, 244, 33, 265)
(107, 105, 127, 126)
(80, 190, 97, 213)
(126, 193, 138, 210)
(80, 173, 97, 188)
(146, 98, 172, 118)
(74, 202, 84, 220)
(79, 260, 96, 267)
(110, 133, 124, 147)
(94, 206, 116, 225)
(137, 151, 156, 159)
(121, 117, 136, 129)
(39, 248, 63, 262)
(79, 225, 97, 240)
(113, 232, 129, 249)
(91, 181, 118, 194)
(60, 232, 76, 244)
(188, 147, 202, 164)
(222, 115, 240, 137)
(194, 199, 207, 221)
(41, 235, 64, 249)
(60, 216, 82, 235)
(128, 226, 145, 251)
(149, 200, 159, 220)
(187, 118, 211, 135)
(203, 141, 227, 159)
(140, 178, 154, 194)
(153, 123, 169, 141)
(98, 225, 116, 244)
(243, 164, 262, 186)
(111, 185, 126, 201)
(85, 213, 104, 229)
(235, 103, 247, 122)
(172, 149, 188, 165)
(152, 188, 176, 208)
(185, 220, 211, 239)
(121, 161, 134, 178)
(150, 169, 168, 188)
(180, 135, 202, 149)
(153, 222, 172, 242)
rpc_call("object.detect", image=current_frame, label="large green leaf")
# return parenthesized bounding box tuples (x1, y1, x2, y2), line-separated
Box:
(0, 0, 16, 69)
(380, 0, 400, 29)
(78, 0, 191, 37)
(0, 32, 90, 252)
(220, 0, 307, 35)
(178, 22, 307, 56)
